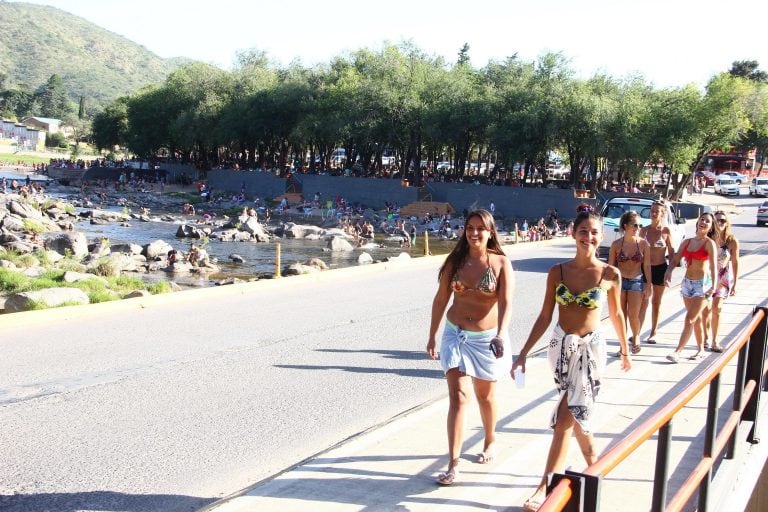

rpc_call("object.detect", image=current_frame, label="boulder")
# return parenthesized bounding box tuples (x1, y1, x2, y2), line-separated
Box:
(63, 271, 108, 285)
(22, 267, 46, 277)
(110, 243, 143, 255)
(327, 236, 354, 252)
(8, 200, 44, 221)
(0, 260, 18, 269)
(357, 252, 373, 264)
(304, 258, 328, 270)
(144, 240, 174, 259)
(0, 214, 25, 232)
(283, 223, 325, 239)
(0, 230, 22, 246)
(4, 287, 90, 313)
(229, 254, 245, 263)
(123, 290, 151, 299)
(4, 241, 32, 253)
(239, 218, 270, 242)
(43, 250, 64, 264)
(282, 263, 322, 276)
(175, 224, 208, 239)
(45, 232, 89, 258)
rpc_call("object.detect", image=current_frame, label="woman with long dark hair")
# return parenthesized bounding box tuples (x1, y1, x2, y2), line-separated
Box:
(608, 210, 651, 354)
(427, 209, 514, 485)
(512, 204, 631, 511)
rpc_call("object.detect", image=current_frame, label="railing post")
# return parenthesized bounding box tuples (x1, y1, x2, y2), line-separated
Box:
(652, 421, 672, 512)
(698, 375, 720, 512)
(745, 306, 768, 444)
(727, 342, 749, 459)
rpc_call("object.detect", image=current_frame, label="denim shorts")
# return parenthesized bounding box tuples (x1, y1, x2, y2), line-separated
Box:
(681, 276, 712, 298)
(621, 274, 645, 292)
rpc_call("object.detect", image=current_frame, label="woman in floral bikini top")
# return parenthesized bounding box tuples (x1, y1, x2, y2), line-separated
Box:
(608, 210, 651, 355)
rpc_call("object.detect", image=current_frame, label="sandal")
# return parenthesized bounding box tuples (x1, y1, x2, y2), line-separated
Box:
(631, 344, 641, 354)
(711, 345, 723, 353)
(645, 337, 657, 345)
(436, 467, 459, 486)
(523, 495, 544, 512)
(477, 450, 495, 464)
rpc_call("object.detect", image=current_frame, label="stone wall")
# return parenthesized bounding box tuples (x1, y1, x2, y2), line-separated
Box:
(207, 170, 286, 200)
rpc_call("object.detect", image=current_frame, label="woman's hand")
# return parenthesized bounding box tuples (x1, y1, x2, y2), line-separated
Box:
(705, 286, 715, 299)
(511, 354, 526, 379)
(426, 339, 438, 360)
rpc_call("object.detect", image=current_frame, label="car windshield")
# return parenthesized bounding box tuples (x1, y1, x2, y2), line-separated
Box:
(602, 202, 652, 219)
(719, 179, 735, 184)
(756, 179, 768, 185)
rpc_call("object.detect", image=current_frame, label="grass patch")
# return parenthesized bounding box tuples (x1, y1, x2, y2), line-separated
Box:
(0, 268, 30, 292)
(147, 280, 172, 294)
(87, 289, 120, 303)
(0, 153, 51, 166)
(22, 218, 47, 234)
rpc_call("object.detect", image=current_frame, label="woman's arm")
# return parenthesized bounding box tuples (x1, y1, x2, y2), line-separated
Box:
(608, 240, 618, 268)
(665, 239, 687, 286)
(706, 238, 718, 297)
(605, 265, 632, 370)
(642, 239, 652, 298)
(427, 260, 453, 359)
(495, 254, 515, 339)
(730, 237, 740, 294)
(664, 227, 675, 261)
(511, 266, 557, 375)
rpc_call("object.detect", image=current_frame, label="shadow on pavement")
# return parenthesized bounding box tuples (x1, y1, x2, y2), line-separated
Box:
(0, 491, 216, 512)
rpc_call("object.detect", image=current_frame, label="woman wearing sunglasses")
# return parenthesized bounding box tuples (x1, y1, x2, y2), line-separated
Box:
(701, 211, 739, 352)
(608, 210, 651, 355)
(665, 212, 718, 362)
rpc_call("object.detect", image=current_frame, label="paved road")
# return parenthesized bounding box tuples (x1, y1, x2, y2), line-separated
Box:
(1, 189, 765, 512)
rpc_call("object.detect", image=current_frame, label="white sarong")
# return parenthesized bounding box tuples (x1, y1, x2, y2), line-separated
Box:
(440, 321, 506, 381)
(547, 324, 606, 434)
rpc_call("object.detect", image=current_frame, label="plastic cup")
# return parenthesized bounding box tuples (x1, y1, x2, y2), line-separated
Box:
(514, 367, 525, 388)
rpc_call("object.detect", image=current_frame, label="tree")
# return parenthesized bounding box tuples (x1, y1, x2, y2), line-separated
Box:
(92, 97, 129, 151)
(729, 60, 768, 83)
(35, 74, 73, 119)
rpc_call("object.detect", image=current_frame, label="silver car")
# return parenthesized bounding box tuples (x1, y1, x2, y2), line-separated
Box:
(749, 177, 768, 197)
(758, 201, 768, 226)
(714, 176, 740, 196)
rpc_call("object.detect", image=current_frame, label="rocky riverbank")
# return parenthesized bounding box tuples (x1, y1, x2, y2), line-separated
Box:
(0, 182, 433, 314)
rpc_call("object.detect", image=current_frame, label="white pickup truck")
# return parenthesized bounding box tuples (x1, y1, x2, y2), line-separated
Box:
(598, 197, 686, 260)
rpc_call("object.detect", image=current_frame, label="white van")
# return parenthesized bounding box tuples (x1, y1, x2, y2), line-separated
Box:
(598, 197, 685, 259)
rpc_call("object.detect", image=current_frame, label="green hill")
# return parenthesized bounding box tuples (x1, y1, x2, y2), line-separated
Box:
(0, 1, 190, 115)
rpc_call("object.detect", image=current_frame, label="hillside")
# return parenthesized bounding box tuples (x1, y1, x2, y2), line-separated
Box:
(0, 2, 190, 114)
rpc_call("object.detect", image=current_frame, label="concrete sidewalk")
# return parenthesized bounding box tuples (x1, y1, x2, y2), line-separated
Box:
(204, 228, 768, 508)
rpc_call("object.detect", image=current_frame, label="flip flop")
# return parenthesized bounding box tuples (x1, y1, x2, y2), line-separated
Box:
(436, 468, 459, 486)
(523, 496, 544, 512)
(711, 345, 724, 353)
(645, 338, 657, 345)
(631, 344, 641, 355)
(477, 450, 495, 464)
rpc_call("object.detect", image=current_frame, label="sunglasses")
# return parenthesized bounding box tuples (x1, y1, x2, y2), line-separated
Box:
(716, 219, 727, 224)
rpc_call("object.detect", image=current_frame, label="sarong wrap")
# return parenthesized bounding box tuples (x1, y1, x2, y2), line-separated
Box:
(547, 325, 606, 434)
(440, 321, 507, 381)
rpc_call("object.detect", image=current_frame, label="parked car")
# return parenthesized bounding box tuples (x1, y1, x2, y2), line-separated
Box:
(749, 177, 768, 197)
(598, 197, 685, 259)
(720, 171, 748, 184)
(758, 201, 768, 226)
(714, 176, 740, 196)
(694, 170, 717, 186)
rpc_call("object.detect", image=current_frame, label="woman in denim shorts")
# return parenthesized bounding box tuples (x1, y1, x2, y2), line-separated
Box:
(664, 213, 717, 362)
(608, 210, 651, 355)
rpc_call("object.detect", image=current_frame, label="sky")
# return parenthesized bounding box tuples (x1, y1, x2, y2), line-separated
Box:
(16, 0, 768, 88)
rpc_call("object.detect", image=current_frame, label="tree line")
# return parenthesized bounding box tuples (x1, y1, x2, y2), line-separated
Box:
(80, 45, 767, 197)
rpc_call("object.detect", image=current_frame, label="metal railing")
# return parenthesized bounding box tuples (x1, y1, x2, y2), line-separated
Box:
(539, 306, 768, 512)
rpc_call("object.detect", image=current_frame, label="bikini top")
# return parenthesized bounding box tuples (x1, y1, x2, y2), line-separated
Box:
(718, 243, 730, 264)
(682, 239, 709, 264)
(451, 256, 498, 295)
(617, 239, 643, 263)
(554, 264, 605, 310)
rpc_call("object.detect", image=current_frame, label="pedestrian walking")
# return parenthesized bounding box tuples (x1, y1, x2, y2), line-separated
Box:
(512, 204, 631, 511)
(639, 201, 676, 344)
(426, 209, 514, 486)
(701, 210, 739, 352)
(664, 213, 717, 362)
